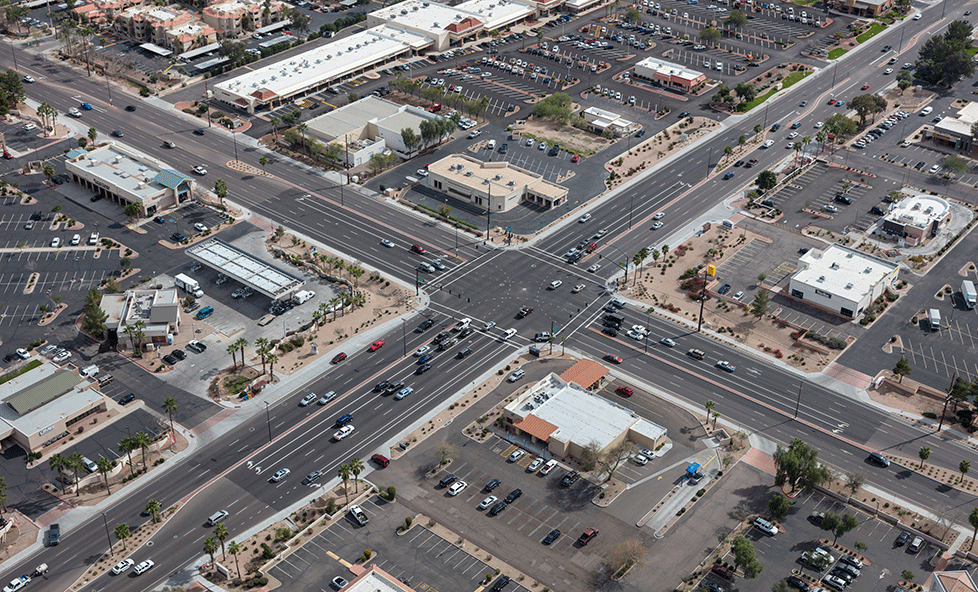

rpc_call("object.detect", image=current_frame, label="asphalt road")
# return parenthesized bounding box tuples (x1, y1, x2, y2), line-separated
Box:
(4, 3, 978, 590)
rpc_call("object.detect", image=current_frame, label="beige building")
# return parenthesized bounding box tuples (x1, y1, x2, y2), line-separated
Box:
(113, 6, 219, 50)
(502, 366, 667, 460)
(878, 194, 951, 246)
(426, 154, 568, 212)
(789, 244, 899, 320)
(202, 0, 284, 38)
(824, 0, 893, 17)
(100, 289, 182, 350)
(580, 106, 639, 137)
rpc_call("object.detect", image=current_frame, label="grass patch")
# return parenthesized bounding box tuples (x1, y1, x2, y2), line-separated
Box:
(222, 375, 252, 395)
(0, 360, 42, 386)
(968, 46, 978, 56)
(856, 22, 886, 43)
(828, 47, 848, 60)
(741, 70, 813, 112)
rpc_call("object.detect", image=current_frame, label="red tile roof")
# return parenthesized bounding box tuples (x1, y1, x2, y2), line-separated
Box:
(512, 415, 558, 441)
(559, 359, 608, 389)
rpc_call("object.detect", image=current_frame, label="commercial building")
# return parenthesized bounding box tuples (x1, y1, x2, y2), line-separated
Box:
(112, 5, 219, 51)
(100, 288, 182, 350)
(331, 565, 412, 592)
(926, 102, 978, 154)
(788, 244, 899, 319)
(580, 106, 639, 137)
(502, 369, 668, 460)
(0, 361, 107, 454)
(927, 570, 978, 592)
(632, 56, 707, 93)
(877, 194, 951, 246)
(824, 0, 893, 17)
(426, 153, 568, 212)
(65, 146, 195, 217)
(213, 25, 432, 113)
(304, 95, 444, 164)
(201, 0, 284, 37)
(367, 0, 533, 52)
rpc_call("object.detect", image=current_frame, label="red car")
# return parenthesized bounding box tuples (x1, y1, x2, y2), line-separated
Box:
(331, 352, 347, 364)
(861, 84, 869, 90)
(517, 306, 534, 318)
(571, 154, 580, 163)
(711, 565, 735, 581)
(371, 453, 390, 468)
(604, 353, 622, 364)
(827, 98, 837, 105)
(412, 244, 426, 254)
(616, 386, 633, 397)
(585, 242, 597, 253)
(369, 340, 385, 351)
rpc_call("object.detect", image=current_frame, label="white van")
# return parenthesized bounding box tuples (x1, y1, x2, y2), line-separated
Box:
(487, 139, 497, 149)
(80, 364, 99, 377)
(716, 61, 723, 71)
(920, 106, 933, 116)
(293, 290, 316, 305)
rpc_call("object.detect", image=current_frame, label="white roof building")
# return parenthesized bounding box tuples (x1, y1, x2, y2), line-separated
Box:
(788, 244, 899, 320)
(100, 289, 182, 345)
(367, 0, 533, 51)
(580, 106, 639, 137)
(503, 372, 667, 459)
(878, 193, 951, 246)
(213, 25, 432, 113)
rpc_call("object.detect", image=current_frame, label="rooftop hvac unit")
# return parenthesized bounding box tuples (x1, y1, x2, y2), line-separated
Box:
(845, 283, 853, 289)
(465, 171, 474, 176)
(449, 164, 457, 171)
(507, 180, 515, 186)
(400, 8, 407, 14)
(423, 1, 429, 5)
(864, 267, 873, 274)
(457, 164, 464, 169)
(412, 5, 418, 10)
(482, 177, 489, 183)
(494, 174, 502, 180)
(817, 275, 825, 282)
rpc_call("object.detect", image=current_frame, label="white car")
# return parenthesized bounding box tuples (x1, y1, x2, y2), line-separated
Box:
(416, 169, 429, 178)
(478, 495, 498, 509)
(571, 284, 586, 293)
(68, 107, 81, 117)
(913, 12, 921, 19)
(333, 425, 355, 441)
(508, 368, 525, 382)
(53, 350, 70, 363)
(823, 204, 838, 213)
(884, 68, 893, 74)
(587, 264, 601, 273)
(578, 213, 592, 223)
(133, 560, 154, 576)
(633, 454, 649, 466)
(271, 468, 291, 482)
(192, 166, 207, 175)
(631, 325, 647, 335)
(448, 480, 468, 496)
(716, 360, 736, 372)
(300, 393, 317, 406)
(814, 121, 824, 128)
(627, 330, 645, 341)
(482, 321, 496, 331)
(111, 559, 135, 575)
(527, 457, 544, 472)
(501, 328, 517, 340)
(652, 212, 665, 220)
(508, 449, 526, 462)
(732, 291, 744, 301)
(414, 345, 431, 356)
(651, 222, 663, 230)
(787, 131, 798, 139)
(23, 76, 34, 83)
(381, 239, 395, 248)
(194, 223, 208, 232)
(51, 237, 61, 248)
(3, 577, 28, 592)
(660, 338, 676, 347)
(15, 349, 29, 360)
(548, 280, 562, 290)
(929, 164, 941, 174)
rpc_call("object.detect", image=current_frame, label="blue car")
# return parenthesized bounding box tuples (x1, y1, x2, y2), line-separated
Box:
(194, 306, 214, 320)
(80, 102, 93, 110)
(723, 172, 734, 180)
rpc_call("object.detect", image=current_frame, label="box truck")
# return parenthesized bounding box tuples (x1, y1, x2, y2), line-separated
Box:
(174, 273, 204, 298)
(928, 308, 941, 331)
(962, 280, 977, 309)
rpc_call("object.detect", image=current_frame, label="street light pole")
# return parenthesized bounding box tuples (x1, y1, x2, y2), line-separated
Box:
(794, 381, 803, 418)
(100, 511, 114, 557)
(232, 129, 239, 163)
(264, 401, 272, 443)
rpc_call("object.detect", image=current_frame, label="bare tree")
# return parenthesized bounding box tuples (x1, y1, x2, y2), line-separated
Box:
(433, 441, 459, 464)
(605, 540, 646, 579)
(599, 440, 634, 482)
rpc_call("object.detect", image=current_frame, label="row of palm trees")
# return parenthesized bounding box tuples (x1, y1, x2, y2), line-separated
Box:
(48, 397, 179, 495)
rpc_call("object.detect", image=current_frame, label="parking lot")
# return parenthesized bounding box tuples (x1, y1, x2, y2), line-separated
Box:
(268, 497, 536, 592)
(764, 162, 884, 233)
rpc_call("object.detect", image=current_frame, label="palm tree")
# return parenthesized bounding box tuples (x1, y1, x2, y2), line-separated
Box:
(133, 431, 152, 470)
(349, 457, 365, 493)
(338, 463, 351, 505)
(145, 499, 161, 523)
(234, 338, 249, 368)
(97, 457, 113, 494)
(711, 411, 720, 430)
(49, 453, 67, 492)
(203, 537, 219, 570)
(267, 353, 278, 379)
(114, 523, 130, 551)
(215, 523, 229, 558)
(119, 436, 136, 477)
(560, 336, 567, 355)
(704, 400, 715, 428)
(254, 337, 270, 374)
(226, 342, 238, 370)
(66, 452, 84, 496)
(329, 296, 341, 320)
(228, 541, 242, 578)
(269, 116, 280, 139)
(961, 460, 971, 483)
(162, 397, 178, 436)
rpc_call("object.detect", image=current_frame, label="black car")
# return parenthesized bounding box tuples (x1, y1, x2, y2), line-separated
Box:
(171, 349, 186, 360)
(635, 129, 645, 137)
(542, 529, 561, 545)
(439, 473, 458, 488)
(504, 489, 523, 503)
(374, 380, 390, 392)
(118, 393, 136, 405)
(193, 128, 205, 135)
(733, 160, 744, 167)
(895, 531, 911, 546)
(548, 145, 560, 156)
(499, 143, 508, 154)
(485, 478, 501, 492)
(171, 232, 186, 242)
(834, 194, 852, 205)
(457, 348, 473, 358)
(417, 319, 435, 332)
(459, 327, 474, 338)
(678, 111, 690, 118)
(489, 501, 507, 515)
(2, 354, 15, 363)
(560, 471, 580, 487)
(602, 328, 618, 337)
(90, 194, 102, 202)
(385, 381, 405, 395)
(786, 576, 808, 591)
(491, 575, 511, 591)
(771, 123, 781, 132)
(111, 130, 124, 137)
(162, 354, 178, 365)
(125, 105, 136, 112)
(868, 452, 890, 467)
(47, 523, 60, 546)
(415, 363, 431, 375)
(154, 216, 165, 224)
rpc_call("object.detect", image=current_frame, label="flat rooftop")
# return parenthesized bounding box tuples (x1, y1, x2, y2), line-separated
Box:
(214, 25, 431, 103)
(371, 0, 480, 35)
(186, 238, 305, 299)
(454, 0, 533, 30)
(306, 95, 404, 140)
(428, 153, 568, 199)
(793, 244, 898, 300)
(886, 194, 951, 229)
(0, 362, 102, 437)
(635, 55, 704, 81)
(67, 145, 186, 200)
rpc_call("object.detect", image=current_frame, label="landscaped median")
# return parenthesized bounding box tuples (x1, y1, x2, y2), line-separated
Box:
(740, 66, 814, 112)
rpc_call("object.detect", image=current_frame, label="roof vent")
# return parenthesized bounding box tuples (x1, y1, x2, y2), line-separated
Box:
(508, 180, 515, 186)
(912, 203, 921, 210)
(423, 1, 429, 5)
(817, 275, 825, 283)
(457, 164, 464, 170)
(864, 267, 873, 274)
(483, 178, 490, 184)
(925, 206, 934, 214)
(494, 174, 502, 180)
(465, 171, 473, 176)
(400, 8, 407, 14)
(845, 283, 853, 289)
(830, 262, 839, 270)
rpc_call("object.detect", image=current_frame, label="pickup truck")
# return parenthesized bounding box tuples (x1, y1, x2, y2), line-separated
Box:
(349, 505, 369, 526)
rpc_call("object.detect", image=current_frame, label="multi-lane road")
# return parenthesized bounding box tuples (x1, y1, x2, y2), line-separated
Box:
(5, 4, 978, 590)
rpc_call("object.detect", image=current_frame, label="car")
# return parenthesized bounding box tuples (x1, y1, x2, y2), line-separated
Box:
(171, 231, 186, 242)
(791, 122, 802, 129)
(13, 348, 30, 360)
(416, 169, 429, 177)
(560, 471, 580, 487)
(193, 223, 209, 233)
(527, 457, 544, 472)
(303, 470, 323, 484)
(80, 102, 93, 110)
(371, 453, 390, 468)
(162, 354, 178, 365)
(604, 353, 623, 364)
(548, 280, 562, 290)
(835, 562, 860, 578)
(478, 495, 498, 510)
(414, 345, 431, 357)
(584, 263, 601, 273)
(333, 425, 355, 440)
(861, 83, 869, 90)
(394, 387, 413, 400)
(163, 141, 176, 148)
(153, 216, 165, 224)
(490, 501, 508, 515)
(194, 128, 205, 135)
(111, 558, 135, 575)
(89, 232, 99, 245)
(111, 130, 124, 137)
(448, 480, 468, 496)
(908, 535, 924, 552)
(504, 488, 523, 503)
(834, 194, 852, 205)
(571, 154, 579, 162)
(786, 576, 809, 591)
(300, 393, 317, 406)
(482, 321, 496, 331)
(571, 284, 586, 294)
(331, 576, 349, 589)
(616, 386, 633, 397)
(317, 391, 336, 405)
(543, 529, 561, 544)
(192, 165, 207, 175)
(579, 213, 592, 223)
(809, 511, 825, 525)
(868, 452, 890, 467)
(415, 363, 431, 375)
(53, 350, 71, 363)
(195, 306, 213, 320)
(895, 531, 911, 546)
(929, 164, 941, 174)
(170, 349, 186, 361)
(711, 564, 734, 580)
(133, 560, 155, 575)
(839, 555, 864, 569)
(51, 237, 61, 248)
(508, 449, 527, 463)
(331, 352, 347, 364)
(884, 68, 893, 74)
(369, 340, 385, 351)
(417, 354, 434, 366)
(716, 360, 735, 372)
(381, 239, 395, 248)
(411, 244, 427, 254)
(125, 104, 136, 112)
(23, 221, 33, 230)
(723, 172, 734, 180)
(700, 581, 724, 592)
(753, 517, 778, 536)
(913, 12, 921, 18)
(733, 160, 744, 167)
(822, 575, 846, 591)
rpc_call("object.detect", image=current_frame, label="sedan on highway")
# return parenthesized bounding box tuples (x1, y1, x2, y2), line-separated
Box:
(651, 222, 663, 230)
(333, 425, 355, 441)
(192, 166, 207, 175)
(587, 264, 601, 273)
(381, 239, 395, 248)
(111, 559, 135, 575)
